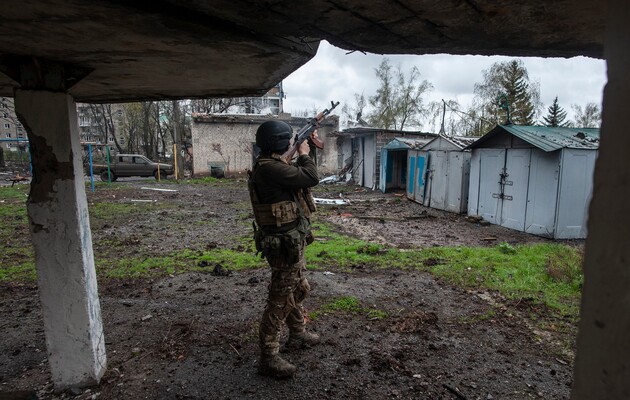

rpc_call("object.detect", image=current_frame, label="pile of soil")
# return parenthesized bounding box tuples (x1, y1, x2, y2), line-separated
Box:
(0, 179, 579, 399)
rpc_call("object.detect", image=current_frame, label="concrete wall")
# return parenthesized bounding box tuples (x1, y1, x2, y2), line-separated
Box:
(573, 2, 630, 396)
(191, 114, 339, 176)
(192, 118, 257, 175)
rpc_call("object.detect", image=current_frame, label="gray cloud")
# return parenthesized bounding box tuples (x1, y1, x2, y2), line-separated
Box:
(284, 42, 606, 126)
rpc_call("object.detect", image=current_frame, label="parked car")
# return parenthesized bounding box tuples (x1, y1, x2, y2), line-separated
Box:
(90, 154, 174, 181)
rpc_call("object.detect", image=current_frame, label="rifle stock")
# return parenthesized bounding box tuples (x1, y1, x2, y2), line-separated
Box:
(282, 100, 340, 161)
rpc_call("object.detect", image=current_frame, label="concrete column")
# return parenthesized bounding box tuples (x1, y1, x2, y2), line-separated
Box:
(14, 90, 106, 390)
(572, 1, 630, 398)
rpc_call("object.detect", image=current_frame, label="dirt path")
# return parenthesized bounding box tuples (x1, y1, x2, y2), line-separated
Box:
(0, 179, 578, 399)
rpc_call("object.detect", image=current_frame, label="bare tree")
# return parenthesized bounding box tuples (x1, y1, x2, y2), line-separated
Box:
(368, 58, 433, 131)
(87, 104, 123, 153)
(571, 102, 601, 128)
(341, 93, 368, 127)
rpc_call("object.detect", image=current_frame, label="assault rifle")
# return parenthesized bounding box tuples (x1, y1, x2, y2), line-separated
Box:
(282, 100, 340, 161)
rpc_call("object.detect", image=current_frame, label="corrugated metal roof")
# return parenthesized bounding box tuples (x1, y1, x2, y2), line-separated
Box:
(443, 135, 479, 149)
(385, 137, 434, 150)
(338, 127, 436, 137)
(468, 124, 600, 152)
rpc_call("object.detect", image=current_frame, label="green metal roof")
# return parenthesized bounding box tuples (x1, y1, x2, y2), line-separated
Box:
(468, 124, 600, 152)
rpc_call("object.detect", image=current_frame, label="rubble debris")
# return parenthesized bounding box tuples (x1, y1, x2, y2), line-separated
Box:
(313, 197, 350, 205)
(211, 263, 232, 276)
(319, 175, 340, 184)
(140, 187, 179, 192)
(442, 383, 467, 400)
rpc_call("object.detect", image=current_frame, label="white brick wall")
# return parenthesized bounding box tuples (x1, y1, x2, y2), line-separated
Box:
(192, 114, 339, 176)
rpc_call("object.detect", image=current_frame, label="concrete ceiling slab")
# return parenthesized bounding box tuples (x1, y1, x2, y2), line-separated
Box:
(0, 0, 606, 102)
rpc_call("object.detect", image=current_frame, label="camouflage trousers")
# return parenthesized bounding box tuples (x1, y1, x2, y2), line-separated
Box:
(259, 240, 310, 355)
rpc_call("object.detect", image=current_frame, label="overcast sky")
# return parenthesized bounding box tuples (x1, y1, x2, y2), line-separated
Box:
(283, 41, 607, 130)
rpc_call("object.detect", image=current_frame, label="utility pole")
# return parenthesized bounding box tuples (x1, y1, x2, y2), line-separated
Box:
(172, 100, 184, 180)
(439, 99, 446, 135)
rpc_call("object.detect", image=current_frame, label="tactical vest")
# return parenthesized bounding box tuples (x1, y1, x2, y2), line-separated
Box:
(248, 157, 312, 230)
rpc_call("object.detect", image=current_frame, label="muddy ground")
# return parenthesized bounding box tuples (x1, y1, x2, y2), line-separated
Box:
(0, 177, 579, 400)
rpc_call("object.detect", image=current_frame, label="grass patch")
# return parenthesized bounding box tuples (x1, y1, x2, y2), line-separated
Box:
(88, 202, 149, 220)
(100, 247, 266, 279)
(0, 186, 32, 275)
(306, 223, 583, 320)
(0, 262, 36, 281)
(0, 188, 584, 324)
(0, 185, 30, 201)
(458, 309, 497, 324)
(420, 243, 583, 319)
(305, 222, 399, 270)
(309, 296, 388, 320)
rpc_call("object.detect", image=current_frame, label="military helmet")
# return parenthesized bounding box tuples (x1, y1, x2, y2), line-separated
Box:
(255, 120, 293, 153)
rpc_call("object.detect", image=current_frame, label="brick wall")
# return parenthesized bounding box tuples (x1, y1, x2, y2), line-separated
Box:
(191, 114, 339, 176)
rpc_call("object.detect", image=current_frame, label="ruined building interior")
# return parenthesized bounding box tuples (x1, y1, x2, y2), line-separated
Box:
(0, 1, 627, 398)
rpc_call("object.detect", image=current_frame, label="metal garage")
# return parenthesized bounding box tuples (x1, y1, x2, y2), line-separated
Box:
(379, 137, 433, 193)
(407, 135, 477, 213)
(466, 125, 599, 239)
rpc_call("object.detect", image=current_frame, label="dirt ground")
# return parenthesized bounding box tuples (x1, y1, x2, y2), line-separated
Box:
(0, 177, 579, 400)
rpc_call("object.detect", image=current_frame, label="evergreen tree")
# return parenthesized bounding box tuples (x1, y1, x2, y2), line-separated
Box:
(543, 96, 569, 127)
(473, 59, 541, 129)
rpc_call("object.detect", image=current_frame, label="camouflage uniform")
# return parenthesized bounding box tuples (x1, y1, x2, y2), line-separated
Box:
(248, 153, 319, 363)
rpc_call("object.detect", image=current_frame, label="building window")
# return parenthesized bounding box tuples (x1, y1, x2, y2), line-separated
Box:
(2, 113, 7, 118)
(3, 123, 10, 129)
(5, 133, 11, 138)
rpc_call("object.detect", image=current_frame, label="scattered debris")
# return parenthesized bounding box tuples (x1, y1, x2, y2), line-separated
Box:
(140, 187, 179, 192)
(482, 236, 497, 241)
(323, 271, 335, 276)
(423, 258, 443, 267)
(319, 175, 340, 184)
(4, 175, 30, 187)
(130, 199, 157, 203)
(390, 310, 438, 333)
(465, 215, 483, 223)
(357, 214, 433, 221)
(67, 387, 83, 397)
(313, 197, 350, 205)
(141, 314, 153, 321)
(443, 383, 468, 400)
(211, 263, 232, 276)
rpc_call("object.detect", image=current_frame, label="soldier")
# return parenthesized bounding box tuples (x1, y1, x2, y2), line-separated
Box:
(248, 120, 321, 379)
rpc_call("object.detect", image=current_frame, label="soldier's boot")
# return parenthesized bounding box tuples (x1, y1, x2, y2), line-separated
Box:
(283, 330, 321, 351)
(258, 353, 297, 379)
